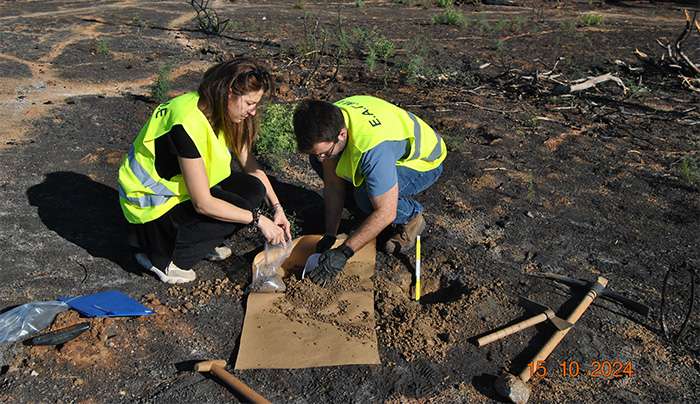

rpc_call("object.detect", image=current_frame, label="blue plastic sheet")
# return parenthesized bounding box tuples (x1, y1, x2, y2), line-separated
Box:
(59, 290, 154, 318)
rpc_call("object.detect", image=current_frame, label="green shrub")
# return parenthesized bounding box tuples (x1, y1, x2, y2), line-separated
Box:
(433, 7, 466, 27)
(338, 27, 394, 72)
(579, 13, 603, 26)
(402, 37, 437, 84)
(436, 0, 453, 7)
(679, 156, 699, 186)
(150, 65, 172, 103)
(366, 36, 395, 72)
(95, 39, 109, 56)
(257, 103, 297, 169)
(191, 0, 231, 36)
(404, 54, 439, 84)
(355, 0, 365, 6)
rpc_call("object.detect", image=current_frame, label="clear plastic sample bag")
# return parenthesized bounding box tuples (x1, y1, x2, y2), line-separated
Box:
(250, 241, 293, 293)
(0, 301, 69, 344)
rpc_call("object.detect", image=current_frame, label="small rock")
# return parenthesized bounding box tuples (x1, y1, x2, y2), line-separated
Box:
(30, 370, 38, 377)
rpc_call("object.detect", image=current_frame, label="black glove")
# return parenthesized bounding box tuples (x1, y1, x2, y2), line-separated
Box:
(309, 244, 354, 286)
(315, 234, 337, 253)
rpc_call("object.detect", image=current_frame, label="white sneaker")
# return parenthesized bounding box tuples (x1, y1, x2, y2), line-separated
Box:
(135, 253, 197, 284)
(205, 245, 232, 261)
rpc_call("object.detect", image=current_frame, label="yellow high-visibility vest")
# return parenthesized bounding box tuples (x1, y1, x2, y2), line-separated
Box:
(334, 95, 446, 187)
(117, 92, 232, 224)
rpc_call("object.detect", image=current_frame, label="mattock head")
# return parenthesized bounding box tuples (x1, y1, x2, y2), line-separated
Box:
(194, 359, 227, 372)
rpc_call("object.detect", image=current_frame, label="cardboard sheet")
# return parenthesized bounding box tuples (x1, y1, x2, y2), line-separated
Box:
(235, 235, 380, 369)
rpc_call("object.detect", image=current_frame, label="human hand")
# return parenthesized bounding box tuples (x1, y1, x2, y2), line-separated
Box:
(257, 215, 286, 245)
(308, 244, 354, 286)
(315, 234, 337, 253)
(273, 205, 292, 241)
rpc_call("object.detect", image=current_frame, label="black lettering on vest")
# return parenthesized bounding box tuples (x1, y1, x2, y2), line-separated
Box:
(368, 119, 381, 127)
(155, 108, 167, 118)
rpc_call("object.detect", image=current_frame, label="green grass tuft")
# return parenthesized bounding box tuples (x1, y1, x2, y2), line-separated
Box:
(432, 7, 466, 27)
(579, 13, 603, 26)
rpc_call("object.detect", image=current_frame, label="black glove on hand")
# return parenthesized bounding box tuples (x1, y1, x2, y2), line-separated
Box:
(309, 244, 354, 286)
(315, 234, 337, 253)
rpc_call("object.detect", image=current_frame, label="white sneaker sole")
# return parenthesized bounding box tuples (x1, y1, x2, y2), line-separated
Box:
(135, 253, 196, 284)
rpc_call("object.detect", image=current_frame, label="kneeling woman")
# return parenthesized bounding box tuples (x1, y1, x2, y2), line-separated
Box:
(118, 58, 290, 284)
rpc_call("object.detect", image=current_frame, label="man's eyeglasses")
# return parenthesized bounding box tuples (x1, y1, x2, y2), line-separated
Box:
(313, 141, 337, 161)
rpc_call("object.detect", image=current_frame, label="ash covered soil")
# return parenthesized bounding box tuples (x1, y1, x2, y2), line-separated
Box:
(1, 0, 698, 402)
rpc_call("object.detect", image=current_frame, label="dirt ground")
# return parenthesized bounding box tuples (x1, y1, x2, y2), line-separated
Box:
(1, 0, 699, 402)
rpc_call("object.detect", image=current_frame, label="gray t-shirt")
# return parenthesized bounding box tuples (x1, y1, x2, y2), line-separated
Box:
(359, 140, 409, 197)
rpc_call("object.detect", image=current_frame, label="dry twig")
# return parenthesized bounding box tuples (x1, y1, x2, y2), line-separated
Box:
(634, 9, 700, 92)
(551, 73, 628, 95)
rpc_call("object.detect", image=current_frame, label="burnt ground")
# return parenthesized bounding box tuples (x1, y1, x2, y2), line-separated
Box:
(0, 0, 699, 402)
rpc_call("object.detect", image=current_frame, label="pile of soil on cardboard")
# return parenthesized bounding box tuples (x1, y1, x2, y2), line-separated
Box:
(269, 269, 375, 341)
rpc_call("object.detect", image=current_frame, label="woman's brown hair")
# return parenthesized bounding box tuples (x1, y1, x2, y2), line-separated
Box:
(197, 57, 274, 157)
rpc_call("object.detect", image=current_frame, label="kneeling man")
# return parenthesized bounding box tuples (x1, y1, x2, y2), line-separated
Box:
(293, 95, 447, 285)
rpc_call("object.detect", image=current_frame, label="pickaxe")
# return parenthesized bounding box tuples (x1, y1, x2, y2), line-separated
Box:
(528, 272, 649, 317)
(477, 297, 572, 347)
(491, 276, 609, 403)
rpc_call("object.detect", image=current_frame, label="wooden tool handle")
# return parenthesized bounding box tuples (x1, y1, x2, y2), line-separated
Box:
(210, 366, 271, 404)
(518, 277, 608, 382)
(477, 313, 550, 347)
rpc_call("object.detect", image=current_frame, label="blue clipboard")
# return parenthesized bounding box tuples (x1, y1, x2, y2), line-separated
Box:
(59, 290, 154, 318)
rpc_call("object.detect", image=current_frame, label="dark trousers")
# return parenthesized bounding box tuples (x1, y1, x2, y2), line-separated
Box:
(130, 173, 265, 270)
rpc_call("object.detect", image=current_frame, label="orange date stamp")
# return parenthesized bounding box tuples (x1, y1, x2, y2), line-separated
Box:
(528, 360, 635, 380)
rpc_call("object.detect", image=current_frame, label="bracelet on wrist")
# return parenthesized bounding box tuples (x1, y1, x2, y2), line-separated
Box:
(272, 203, 282, 212)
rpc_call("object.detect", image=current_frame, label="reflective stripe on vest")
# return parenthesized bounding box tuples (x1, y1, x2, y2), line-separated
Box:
(126, 146, 176, 201)
(118, 183, 171, 208)
(334, 95, 447, 187)
(407, 111, 443, 163)
(118, 92, 232, 224)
